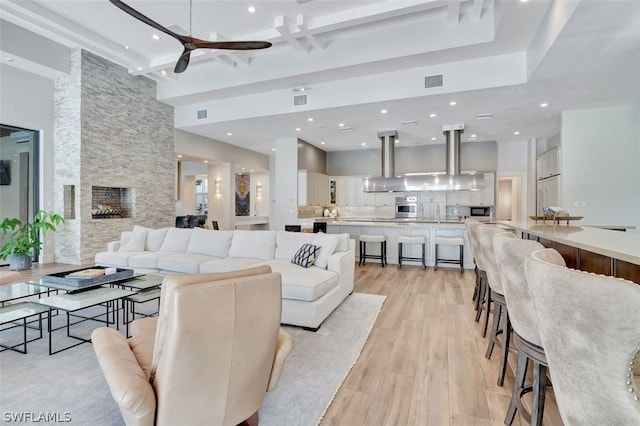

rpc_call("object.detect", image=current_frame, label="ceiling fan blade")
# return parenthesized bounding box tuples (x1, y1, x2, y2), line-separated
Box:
(191, 40, 273, 50)
(174, 49, 192, 74)
(109, 0, 182, 42)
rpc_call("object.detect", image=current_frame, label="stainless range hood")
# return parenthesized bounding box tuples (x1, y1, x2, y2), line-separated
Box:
(362, 125, 484, 192)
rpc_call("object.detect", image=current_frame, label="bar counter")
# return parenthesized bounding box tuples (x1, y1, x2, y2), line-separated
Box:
(497, 220, 640, 284)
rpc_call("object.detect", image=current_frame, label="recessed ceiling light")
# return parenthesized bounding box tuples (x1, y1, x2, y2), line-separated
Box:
(227, 132, 232, 136)
(431, 137, 437, 141)
(449, 101, 457, 106)
(295, 128, 301, 131)
(338, 123, 344, 127)
(161, 70, 167, 76)
(520, 0, 530, 3)
(271, 148, 276, 151)
(248, 6, 256, 13)
(242, 167, 245, 170)
(361, 142, 366, 146)
(514, 131, 520, 135)
(381, 109, 388, 114)
(540, 102, 549, 108)
(6, 58, 14, 62)
(152, 34, 161, 40)
(307, 117, 314, 122)
(177, 154, 183, 158)
(204, 160, 209, 163)
(250, 169, 254, 172)
(471, 134, 477, 138)
(429, 113, 437, 118)
(395, 139, 399, 144)
(124, 45, 131, 50)
(320, 141, 325, 145)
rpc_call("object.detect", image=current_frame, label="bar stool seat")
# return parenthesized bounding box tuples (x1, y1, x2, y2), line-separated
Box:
(359, 234, 387, 267)
(397, 235, 426, 269)
(434, 236, 464, 272)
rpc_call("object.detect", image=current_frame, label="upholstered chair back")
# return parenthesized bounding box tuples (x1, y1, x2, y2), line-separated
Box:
(466, 220, 484, 270)
(152, 268, 282, 426)
(525, 248, 640, 425)
(493, 234, 547, 346)
(464, 218, 480, 260)
(477, 225, 509, 293)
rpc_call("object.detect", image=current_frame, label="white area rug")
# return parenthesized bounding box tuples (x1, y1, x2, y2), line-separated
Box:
(0, 292, 385, 426)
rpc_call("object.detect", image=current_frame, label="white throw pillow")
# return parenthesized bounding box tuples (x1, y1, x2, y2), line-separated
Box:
(312, 232, 338, 269)
(291, 243, 320, 268)
(228, 230, 276, 260)
(119, 229, 147, 252)
(275, 231, 315, 261)
(158, 228, 194, 253)
(133, 225, 169, 252)
(187, 227, 234, 257)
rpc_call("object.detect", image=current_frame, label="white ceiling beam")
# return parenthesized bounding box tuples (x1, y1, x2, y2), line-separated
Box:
(214, 55, 237, 69)
(296, 14, 325, 51)
(207, 32, 250, 66)
(470, 0, 484, 22)
(448, 1, 461, 25)
(275, 16, 309, 53)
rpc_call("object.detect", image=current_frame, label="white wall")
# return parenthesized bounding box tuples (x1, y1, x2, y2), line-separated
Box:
(562, 106, 640, 231)
(0, 65, 56, 262)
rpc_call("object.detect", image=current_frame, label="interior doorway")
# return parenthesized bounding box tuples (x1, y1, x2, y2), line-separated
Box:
(497, 175, 524, 222)
(0, 124, 40, 265)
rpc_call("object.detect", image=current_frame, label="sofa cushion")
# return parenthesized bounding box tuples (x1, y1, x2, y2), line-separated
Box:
(129, 252, 179, 270)
(157, 253, 221, 274)
(119, 229, 147, 252)
(133, 226, 169, 252)
(265, 260, 338, 302)
(291, 244, 320, 268)
(199, 257, 265, 273)
(228, 230, 276, 260)
(158, 228, 193, 253)
(186, 228, 233, 257)
(96, 250, 143, 267)
(312, 233, 339, 269)
(334, 233, 350, 252)
(275, 231, 315, 261)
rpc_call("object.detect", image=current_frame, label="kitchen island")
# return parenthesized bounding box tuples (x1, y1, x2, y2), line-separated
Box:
(497, 220, 640, 285)
(325, 218, 473, 268)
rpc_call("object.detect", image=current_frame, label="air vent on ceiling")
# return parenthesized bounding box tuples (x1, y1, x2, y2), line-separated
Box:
(196, 109, 208, 120)
(402, 120, 417, 126)
(293, 94, 308, 107)
(475, 113, 494, 120)
(424, 74, 444, 89)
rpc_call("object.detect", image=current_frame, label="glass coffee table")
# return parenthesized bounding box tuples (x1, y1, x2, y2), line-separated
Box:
(36, 287, 135, 355)
(0, 282, 51, 354)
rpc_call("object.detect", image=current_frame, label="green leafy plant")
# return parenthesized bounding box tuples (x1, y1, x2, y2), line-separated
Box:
(0, 210, 64, 260)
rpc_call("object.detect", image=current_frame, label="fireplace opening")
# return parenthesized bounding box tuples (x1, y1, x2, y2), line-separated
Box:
(92, 186, 134, 219)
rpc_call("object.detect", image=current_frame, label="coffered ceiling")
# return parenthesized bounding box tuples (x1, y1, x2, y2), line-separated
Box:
(1, 0, 639, 155)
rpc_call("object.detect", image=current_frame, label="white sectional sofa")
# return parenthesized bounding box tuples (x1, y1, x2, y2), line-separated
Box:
(95, 226, 355, 330)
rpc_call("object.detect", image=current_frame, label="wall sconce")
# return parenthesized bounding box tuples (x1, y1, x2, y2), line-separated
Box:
(256, 184, 263, 201)
(214, 180, 222, 198)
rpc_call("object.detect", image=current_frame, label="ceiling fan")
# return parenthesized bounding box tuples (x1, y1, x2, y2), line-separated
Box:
(109, 0, 272, 73)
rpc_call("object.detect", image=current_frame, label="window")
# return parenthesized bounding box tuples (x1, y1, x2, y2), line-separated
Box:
(195, 175, 208, 215)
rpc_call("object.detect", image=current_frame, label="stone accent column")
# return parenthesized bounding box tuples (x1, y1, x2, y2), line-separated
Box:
(54, 49, 174, 264)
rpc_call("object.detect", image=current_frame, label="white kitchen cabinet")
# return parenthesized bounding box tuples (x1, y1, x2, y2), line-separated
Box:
(537, 147, 561, 180)
(537, 175, 561, 215)
(419, 192, 445, 202)
(446, 191, 470, 205)
(375, 192, 396, 206)
(419, 202, 445, 221)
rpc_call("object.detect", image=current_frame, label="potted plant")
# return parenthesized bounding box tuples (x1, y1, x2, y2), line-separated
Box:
(0, 210, 64, 270)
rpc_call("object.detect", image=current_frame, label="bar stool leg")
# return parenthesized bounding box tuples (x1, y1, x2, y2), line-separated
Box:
(380, 241, 385, 267)
(482, 287, 492, 337)
(421, 243, 426, 269)
(505, 351, 529, 425)
(497, 315, 512, 387)
(363, 242, 367, 265)
(532, 362, 548, 426)
(434, 244, 439, 271)
(359, 241, 363, 265)
(486, 300, 503, 358)
(398, 242, 403, 268)
(459, 245, 464, 272)
(384, 241, 387, 266)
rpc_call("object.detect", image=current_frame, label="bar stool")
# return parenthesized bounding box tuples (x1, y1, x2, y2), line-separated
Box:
(359, 234, 387, 267)
(434, 230, 464, 272)
(397, 235, 426, 269)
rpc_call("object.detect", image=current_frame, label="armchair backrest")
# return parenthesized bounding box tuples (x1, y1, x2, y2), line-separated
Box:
(151, 266, 282, 426)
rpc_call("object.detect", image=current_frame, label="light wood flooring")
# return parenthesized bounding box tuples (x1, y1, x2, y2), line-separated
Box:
(5, 262, 564, 425)
(321, 263, 563, 426)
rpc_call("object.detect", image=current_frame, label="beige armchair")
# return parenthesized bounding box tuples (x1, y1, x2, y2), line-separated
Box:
(92, 266, 294, 426)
